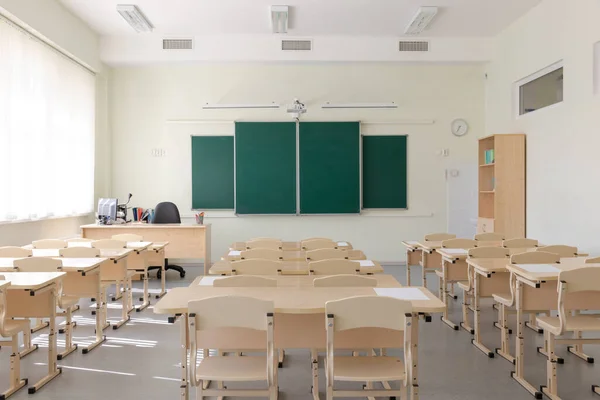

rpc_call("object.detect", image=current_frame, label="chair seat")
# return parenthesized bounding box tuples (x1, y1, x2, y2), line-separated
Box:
(1, 319, 29, 336)
(492, 293, 512, 306)
(537, 315, 600, 335)
(457, 281, 471, 292)
(331, 356, 405, 382)
(195, 356, 267, 382)
(60, 295, 80, 309)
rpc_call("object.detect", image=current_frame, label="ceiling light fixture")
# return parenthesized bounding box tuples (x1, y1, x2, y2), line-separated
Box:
(116, 5, 154, 33)
(271, 5, 289, 34)
(203, 103, 281, 110)
(405, 6, 438, 35)
(321, 102, 398, 109)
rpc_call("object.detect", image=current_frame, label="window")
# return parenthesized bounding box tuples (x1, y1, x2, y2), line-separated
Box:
(0, 16, 95, 222)
(594, 41, 600, 95)
(517, 62, 563, 115)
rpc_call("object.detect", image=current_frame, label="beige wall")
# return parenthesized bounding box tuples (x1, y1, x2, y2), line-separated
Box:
(110, 63, 485, 262)
(485, 0, 600, 253)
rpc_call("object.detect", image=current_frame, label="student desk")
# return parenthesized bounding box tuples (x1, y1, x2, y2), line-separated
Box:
(401, 241, 422, 286)
(81, 223, 212, 274)
(209, 259, 385, 275)
(230, 241, 353, 251)
(415, 241, 444, 290)
(435, 248, 472, 331)
(154, 284, 444, 400)
(191, 273, 402, 288)
(1, 272, 65, 394)
(222, 249, 367, 262)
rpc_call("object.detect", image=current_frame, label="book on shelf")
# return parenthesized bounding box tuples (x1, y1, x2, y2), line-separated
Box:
(484, 149, 495, 164)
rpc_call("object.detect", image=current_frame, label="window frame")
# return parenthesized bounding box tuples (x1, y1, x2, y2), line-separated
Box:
(514, 60, 564, 118)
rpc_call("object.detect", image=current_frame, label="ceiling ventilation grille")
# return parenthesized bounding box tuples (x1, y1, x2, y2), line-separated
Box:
(282, 40, 312, 51)
(399, 41, 429, 52)
(163, 39, 194, 50)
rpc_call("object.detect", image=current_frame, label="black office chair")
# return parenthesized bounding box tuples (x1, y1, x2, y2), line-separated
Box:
(148, 202, 186, 278)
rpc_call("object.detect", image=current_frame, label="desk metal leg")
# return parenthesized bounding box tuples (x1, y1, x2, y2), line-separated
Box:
(540, 331, 562, 400)
(511, 280, 542, 399)
(19, 326, 39, 358)
(311, 349, 319, 400)
(83, 281, 107, 354)
(525, 313, 544, 334)
(406, 250, 412, 286)
(409, 313, 419, 400)
(156, 262, 167, 299)
(1, 335, 27, 399)
(136, 269, 150, 312)
(112, 280, 131, 330)
(471, 273, 493, 357)
(30, 318, 49, 333)
(111, 282, 123, 301)
(57, 308, 77, 360)
(180, 314, 189, 400)
(440, 264, 458, 331)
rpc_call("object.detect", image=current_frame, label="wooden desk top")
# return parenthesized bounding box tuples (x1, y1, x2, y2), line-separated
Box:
(154, 285, 444, 315)
(0, 257, 107, 273)
(507, 259, 600, 282)
(30, 248, 132, 260)
(81, 223, 210, 229)
(468, 257, 598, 279)
(65, 241, 152, 251)
(151, 242, 169, 250)
(191, 274, 401, 288)
(210, 259, 384, 275)
(230, 241, 353, 251)
(223, 249, 367, 262)
(0, 280, 9, 290)
(416, 241, 443, 252)
(401, 241, 421, 251)
(0, 272, 65, 290)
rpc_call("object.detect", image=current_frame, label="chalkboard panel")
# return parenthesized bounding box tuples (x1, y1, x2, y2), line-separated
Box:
(191, 136, 234, 209)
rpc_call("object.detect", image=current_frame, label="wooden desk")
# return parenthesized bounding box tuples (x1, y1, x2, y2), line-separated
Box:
(230, 241, 353, 252)
(155, 284, 444, 400)
(191, 274, 402, 288)
(210, 259, 385, 275)
(436, 248, 472, 331)
(415, 241, 443, 290)
(2, 272, 65, 394)
(81, 223, 212, 274)
(401, 241, 422, 286)
(222, 249, 367, 262)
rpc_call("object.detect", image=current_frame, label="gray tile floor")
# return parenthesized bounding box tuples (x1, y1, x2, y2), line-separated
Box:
(1, 265, 599, 399)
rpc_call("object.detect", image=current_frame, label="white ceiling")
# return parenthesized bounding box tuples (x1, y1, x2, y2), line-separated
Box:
(60, 0, 541, 38)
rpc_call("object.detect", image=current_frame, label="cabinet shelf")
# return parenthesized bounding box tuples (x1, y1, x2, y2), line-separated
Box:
(480, 190, 495, 194)
(479, 163, 495, 168)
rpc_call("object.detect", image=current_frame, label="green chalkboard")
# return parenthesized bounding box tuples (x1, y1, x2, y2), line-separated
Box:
(235, 122, 297, 214)
(191, 136, 235, 209)
(362, 135, 408, 209)
(299, 122, 360, 214)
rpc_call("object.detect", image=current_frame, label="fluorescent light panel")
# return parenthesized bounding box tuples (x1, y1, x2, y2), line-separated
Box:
(117, 5, 154, 33)
(271, 5, 289, 34)
(203, 103, 280, 110)
(322, 102, 398, 109)
(405, 6, 438, 35)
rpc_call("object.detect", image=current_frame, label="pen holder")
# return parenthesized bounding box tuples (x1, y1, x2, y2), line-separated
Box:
(195, 215, 204, 225)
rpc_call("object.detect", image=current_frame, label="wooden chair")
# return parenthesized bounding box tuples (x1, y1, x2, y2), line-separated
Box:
(325, 296, 411, 400)
(458, 247, 510, 347)
(303, 237, 332, 242)
(424, 233, 456, 242)
(537, 245, 578, 258)
(231, 259, 283, 275)
(313, 275, 377, 287)
(0, 277, 30, 399)
(586, 257, 600, 264)
(305, 249, 348, 261)
(0, 247, 31, 258)
(31, 239, 67, 249)
(302, 239, 337, 251)
(536, 267, 600, 398)
(493, 251, 560, 363)
(240, 249, 283, 261)
(250, 237, 280, 241)
(246, 240, 282, 250)
(474, 233, 505, 241)
(92, 239, 127, 250)
(309, 259, 360, 275)
(188, 296, 277, 400)
(441, 238, 477, 249)
(66, 238, 93, 243)
(213, 276, 277, 287)
(111, 233, 143, 242)
(13, 258, 80, 359)
(503, 238, 538, 248)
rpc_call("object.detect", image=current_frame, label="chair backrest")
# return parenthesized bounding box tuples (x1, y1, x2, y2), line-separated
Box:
(92, 239, 127, 250)
(305, 248, 348, 261)
(32, 239, 67, 249)
(586, 257, 600, 264)
(14, 257, 62, 272)
(313, 275, 377, 287)
(213, 276, 278, 287)
(59, 247, 101, 258)
(240, 248, 283, 261)
(153, 202, 181, 224)
(441, 238, 477, 249)
(326, 296, 411, 332)
(250, 237, 280, 242)
(474, 232, 505, 241)
(510, 251, 560, 265)
(309, 259, 360, 275)
(112, 234, 143, 242)
(303, 237, 332, 242)
(231, 259, 283, 275)
(468, 246, 510, 259)
(537, 245, 578, 258)
(302, 239, 337, 251)
(246, 240, 282, 250)
(424, 233, 456, 242)
(66, 238, 93, 243)
(503, 238, 538, 249)
(556, 267, 600, 334)
(0, 246, 32, 258)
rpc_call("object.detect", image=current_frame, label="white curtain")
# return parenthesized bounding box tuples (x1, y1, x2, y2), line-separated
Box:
(0, 17, 95, 222)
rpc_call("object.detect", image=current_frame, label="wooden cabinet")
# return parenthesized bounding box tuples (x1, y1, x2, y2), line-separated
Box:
(478, 134, 525, 238)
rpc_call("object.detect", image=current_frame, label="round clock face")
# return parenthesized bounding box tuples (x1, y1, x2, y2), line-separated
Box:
(451, 119, 469, 137)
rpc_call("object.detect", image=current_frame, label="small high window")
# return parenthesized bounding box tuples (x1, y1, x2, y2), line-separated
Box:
(517, 62, 563, 115)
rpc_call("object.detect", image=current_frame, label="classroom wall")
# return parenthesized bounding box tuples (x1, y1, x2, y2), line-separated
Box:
(110, 63, 485, 262)
(485, 0, 600, 254)
(0, 0, 111, 245)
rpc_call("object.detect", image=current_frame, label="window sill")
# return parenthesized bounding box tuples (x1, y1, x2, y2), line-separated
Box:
(0, 213, 94, 227)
